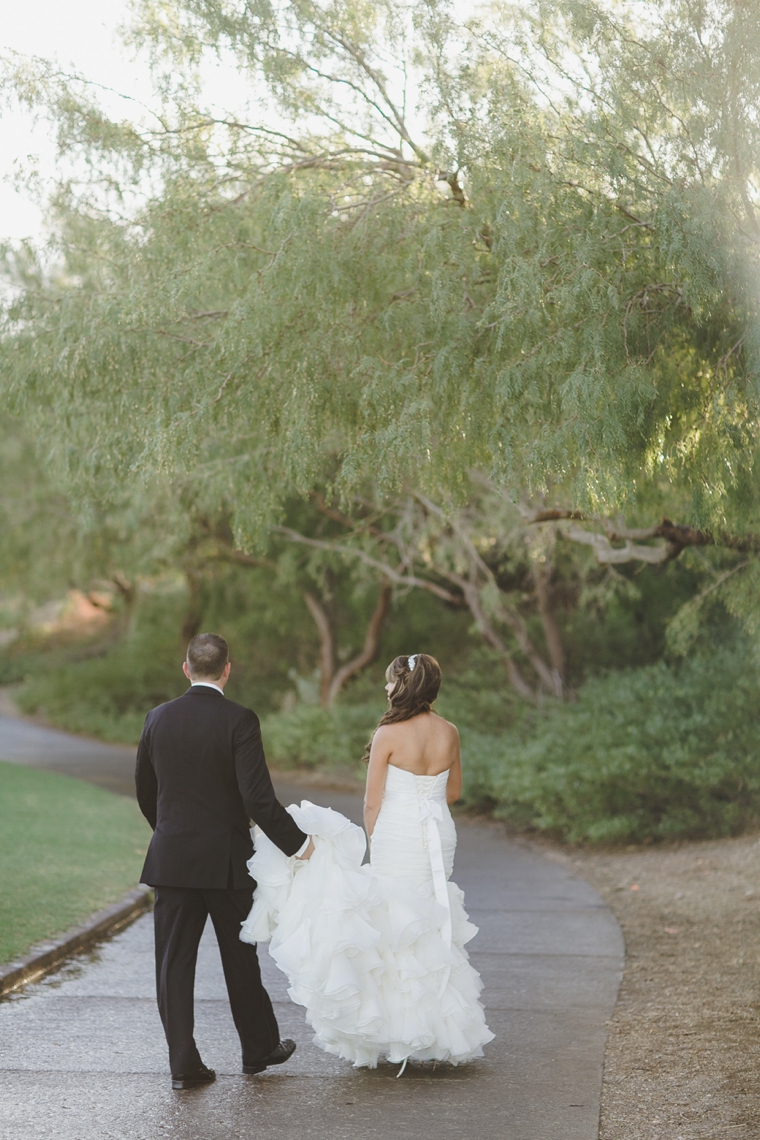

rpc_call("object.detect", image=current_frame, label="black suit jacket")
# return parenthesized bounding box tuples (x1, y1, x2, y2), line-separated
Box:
(135, 686, 307, 889)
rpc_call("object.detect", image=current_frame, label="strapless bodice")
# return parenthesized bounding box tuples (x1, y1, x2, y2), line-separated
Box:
(370, 763, 456, 899)
(381, 764, 450, 803)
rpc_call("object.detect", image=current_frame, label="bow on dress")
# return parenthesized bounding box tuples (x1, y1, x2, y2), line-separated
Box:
(418, 795, 452, 949)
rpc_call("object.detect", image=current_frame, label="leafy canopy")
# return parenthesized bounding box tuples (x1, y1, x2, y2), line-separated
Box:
(2, 0, 760, 547)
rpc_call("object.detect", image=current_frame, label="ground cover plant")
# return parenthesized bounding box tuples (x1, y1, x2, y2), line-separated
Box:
(0, 762, 150, 965)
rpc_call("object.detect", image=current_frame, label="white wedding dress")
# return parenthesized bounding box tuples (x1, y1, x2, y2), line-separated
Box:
(240, 764, 494, 1069)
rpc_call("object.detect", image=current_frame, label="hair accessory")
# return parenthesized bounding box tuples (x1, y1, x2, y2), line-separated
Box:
(408, 654, 417, 671)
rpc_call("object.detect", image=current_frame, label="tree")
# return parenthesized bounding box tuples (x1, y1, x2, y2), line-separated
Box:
(277, 481, 604, 702)
(2, 0, 760, 637)
(181, 504, 394, 703)
(303, 581, 392, 705)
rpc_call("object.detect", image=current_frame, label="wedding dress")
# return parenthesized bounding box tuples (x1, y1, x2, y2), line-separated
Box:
(240, 764, 494, 1069)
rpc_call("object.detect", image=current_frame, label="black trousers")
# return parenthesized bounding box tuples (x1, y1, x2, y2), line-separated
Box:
(153, 885, 280, 1076)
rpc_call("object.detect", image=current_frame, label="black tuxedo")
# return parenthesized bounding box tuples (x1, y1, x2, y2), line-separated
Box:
(136, 685, 306, 886)
(135, 684, 307, 1076)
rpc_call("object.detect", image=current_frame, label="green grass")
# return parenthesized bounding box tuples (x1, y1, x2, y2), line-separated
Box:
(0, 762, 151, 965)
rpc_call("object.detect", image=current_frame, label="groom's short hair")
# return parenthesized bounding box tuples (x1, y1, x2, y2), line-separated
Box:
(186, 633, 229, 680)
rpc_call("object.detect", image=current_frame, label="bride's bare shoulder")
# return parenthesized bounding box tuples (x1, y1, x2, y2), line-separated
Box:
(387, 712, 459, 737)
(435, 713, 459, 736)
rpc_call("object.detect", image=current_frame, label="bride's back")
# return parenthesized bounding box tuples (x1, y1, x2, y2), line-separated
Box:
(379, 712, 459, 776)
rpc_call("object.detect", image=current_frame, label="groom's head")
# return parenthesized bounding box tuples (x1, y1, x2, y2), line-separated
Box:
(185, 633, 230, 682)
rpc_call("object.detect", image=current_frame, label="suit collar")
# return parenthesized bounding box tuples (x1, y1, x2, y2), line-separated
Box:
(185, 685, 225, 698)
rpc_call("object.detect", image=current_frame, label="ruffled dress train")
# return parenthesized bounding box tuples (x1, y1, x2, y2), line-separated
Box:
(240, 765, 494, 1068)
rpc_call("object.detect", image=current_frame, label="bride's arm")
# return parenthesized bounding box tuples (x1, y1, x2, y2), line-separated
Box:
(446, 730, 462, 805)
(364, 728, 391, 839)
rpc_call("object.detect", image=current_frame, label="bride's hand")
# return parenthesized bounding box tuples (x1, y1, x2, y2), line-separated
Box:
(298, 837, 316, 861)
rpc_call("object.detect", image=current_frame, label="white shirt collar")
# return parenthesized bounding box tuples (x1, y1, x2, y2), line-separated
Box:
(190, 681, 225, 696)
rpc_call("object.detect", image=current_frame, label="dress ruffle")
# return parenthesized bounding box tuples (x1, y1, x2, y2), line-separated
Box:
(241, 801, 494, 1068)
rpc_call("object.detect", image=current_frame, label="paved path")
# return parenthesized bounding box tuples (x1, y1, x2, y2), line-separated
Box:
(0, 706, 137, 795)
(0, 710, 624, 1140)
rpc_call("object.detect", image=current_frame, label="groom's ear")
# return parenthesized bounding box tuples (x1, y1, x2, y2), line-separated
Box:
(182, 661, 191, 681)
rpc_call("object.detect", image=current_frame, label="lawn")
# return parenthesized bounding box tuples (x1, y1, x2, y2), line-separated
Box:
(0, 761, 151, 965)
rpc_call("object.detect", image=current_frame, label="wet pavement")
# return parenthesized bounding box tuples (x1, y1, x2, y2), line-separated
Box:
(0, 708, 137, 796)
(0, 710, 624, 1140)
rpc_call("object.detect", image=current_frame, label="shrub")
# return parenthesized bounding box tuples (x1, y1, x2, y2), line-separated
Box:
(259, 647, 524, 776)
(14, 582, 760, 845)
(261, 700, 383, 771)
(460, 647, 760, 843)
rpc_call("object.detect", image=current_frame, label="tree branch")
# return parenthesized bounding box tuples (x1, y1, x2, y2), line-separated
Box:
(326, 581, 392, 704)
(274, 527, 463, 604)
(532, 557, 566, 699)
(303, 590, 335, 707)
(563, 523, 674, 565)
(415, 494, 558, 693)
(455, 577, 537, 703)
(523, 509, 760, 564)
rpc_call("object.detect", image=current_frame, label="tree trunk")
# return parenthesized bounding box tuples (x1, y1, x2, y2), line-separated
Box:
(532, 560, 566, 699)
(303, 591, 335, 707)
(181, 571, 206, 644)
(110, 570, 135, 608)
(326, 582, 392, 704)
(459, 581, 538, 703)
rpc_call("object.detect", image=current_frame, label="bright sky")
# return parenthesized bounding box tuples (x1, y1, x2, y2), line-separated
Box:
(0, 0, 476, 245)
(0, 0, 154, 241)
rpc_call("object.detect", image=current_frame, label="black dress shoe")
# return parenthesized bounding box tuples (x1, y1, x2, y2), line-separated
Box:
(242, 1039, 297, 1075)
(172, 1064, 216, 1090)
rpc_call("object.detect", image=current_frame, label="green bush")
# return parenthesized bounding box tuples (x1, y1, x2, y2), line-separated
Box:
(460, 647, 760, 843)
(259, 647, 523, 774)
(12, 571, 760, 845)
(261, 700, 383, 771)
(263, 646, 760, 848)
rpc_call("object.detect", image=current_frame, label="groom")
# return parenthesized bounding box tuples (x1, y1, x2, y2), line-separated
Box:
(135, 632, 312, 1089)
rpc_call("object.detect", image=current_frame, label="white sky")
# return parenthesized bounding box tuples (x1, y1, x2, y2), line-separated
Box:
(0, 0, 411, 244)
(0, 0, 154, 241)
(0, 0, 490, 245)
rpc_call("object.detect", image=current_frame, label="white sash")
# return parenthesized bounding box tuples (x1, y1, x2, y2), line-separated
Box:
(418, 795, 452, 948)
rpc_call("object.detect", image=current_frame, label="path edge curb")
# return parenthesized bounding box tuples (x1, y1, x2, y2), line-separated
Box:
(0, 885, 153, 998)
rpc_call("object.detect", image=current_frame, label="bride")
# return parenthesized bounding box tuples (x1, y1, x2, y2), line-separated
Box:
(240, 653, 494, 1073)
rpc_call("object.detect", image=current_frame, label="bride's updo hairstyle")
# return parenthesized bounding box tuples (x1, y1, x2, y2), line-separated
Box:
(362, 653, 442, 763)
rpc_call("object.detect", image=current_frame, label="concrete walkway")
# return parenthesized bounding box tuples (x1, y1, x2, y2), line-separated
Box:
(0, 710, 624, 1140)
(0, 704, 137, 795)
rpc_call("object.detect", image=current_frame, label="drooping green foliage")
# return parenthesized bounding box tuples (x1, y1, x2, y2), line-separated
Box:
(0, 418, 80, 601)
(2, 0, 760, 539)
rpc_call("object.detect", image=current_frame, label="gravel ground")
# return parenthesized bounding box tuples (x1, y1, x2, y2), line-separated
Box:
(537, 832, 760, 1140)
